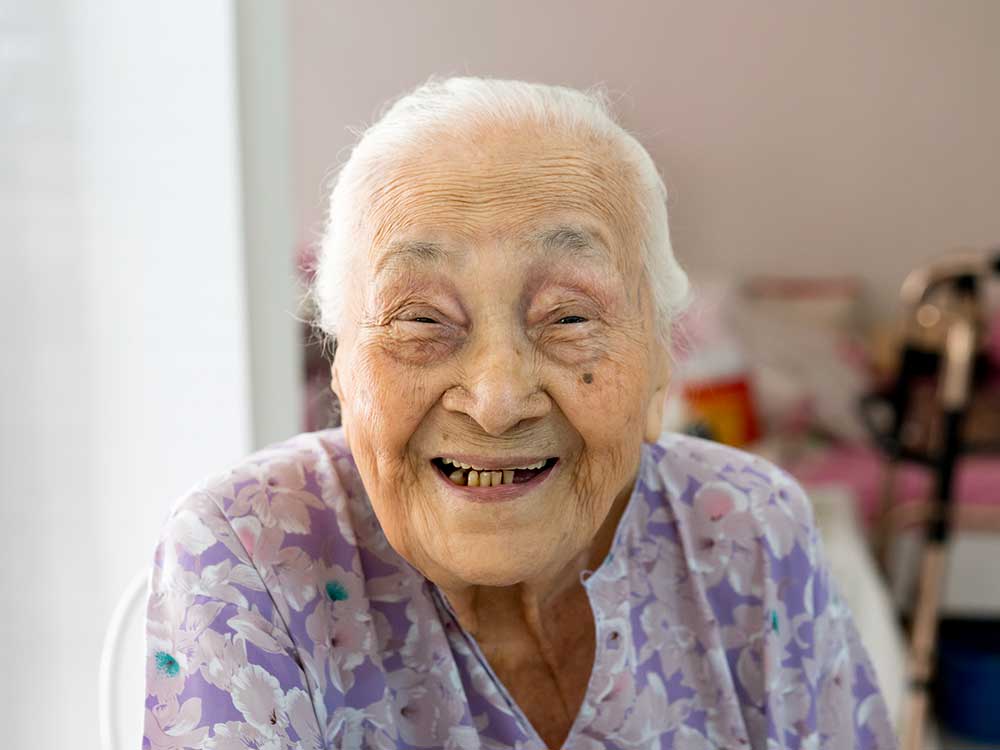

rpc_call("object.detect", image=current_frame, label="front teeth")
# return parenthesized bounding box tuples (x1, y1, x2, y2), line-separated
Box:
(467, 469, 504, 487)
(439, 458, 549, 486)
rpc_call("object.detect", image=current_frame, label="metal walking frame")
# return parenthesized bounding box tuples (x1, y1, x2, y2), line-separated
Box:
(858, 248, 1000, 750)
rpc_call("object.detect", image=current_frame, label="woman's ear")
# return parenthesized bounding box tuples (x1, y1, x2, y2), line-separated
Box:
(329, 343, 350, 447)
(327, 335, 344, 396)
(644, 345, 671, 443)
(329, 358, 342, 403)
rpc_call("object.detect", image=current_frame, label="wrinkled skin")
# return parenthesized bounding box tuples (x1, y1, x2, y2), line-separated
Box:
(329, 119, 671, 748)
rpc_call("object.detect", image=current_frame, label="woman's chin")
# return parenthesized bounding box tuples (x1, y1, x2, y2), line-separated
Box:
(434, 548, 553, 589)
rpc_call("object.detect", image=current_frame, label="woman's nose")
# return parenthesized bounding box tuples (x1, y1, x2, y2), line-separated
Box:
(443, 337, 551, 436)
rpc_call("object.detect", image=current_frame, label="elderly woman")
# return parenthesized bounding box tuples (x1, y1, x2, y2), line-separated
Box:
(143, 77, 896, 750)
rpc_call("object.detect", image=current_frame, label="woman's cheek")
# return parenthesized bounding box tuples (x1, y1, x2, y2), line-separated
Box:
(536, 327, 607, 367)
(564, 353, 649, 430)
(353, 341, 444, 436)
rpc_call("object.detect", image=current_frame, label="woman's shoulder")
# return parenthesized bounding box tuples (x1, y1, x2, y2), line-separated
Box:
(650, 430, 801, 491)
(152, 427, 389, 614)
(162, 426, 382, 560)
(642, 434, 896, 748)
(167, 426, 362, 528)
(144, 429, 406, 744)
(644, 430, 821, 578)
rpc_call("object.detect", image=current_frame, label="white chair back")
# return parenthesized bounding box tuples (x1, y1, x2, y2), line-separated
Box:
(98, 569, 150, 750)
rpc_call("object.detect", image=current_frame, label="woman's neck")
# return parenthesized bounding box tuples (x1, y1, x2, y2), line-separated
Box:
(437, 478, 634, 748)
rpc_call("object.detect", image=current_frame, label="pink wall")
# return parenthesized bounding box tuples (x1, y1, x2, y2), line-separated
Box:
(289, 1, 1000, 322)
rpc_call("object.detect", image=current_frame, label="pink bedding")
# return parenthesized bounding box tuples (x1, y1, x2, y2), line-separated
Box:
(787, 441, 1000, 527)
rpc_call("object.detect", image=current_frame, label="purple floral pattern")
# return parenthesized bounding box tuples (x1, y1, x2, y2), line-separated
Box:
(142, 428, 898, 749)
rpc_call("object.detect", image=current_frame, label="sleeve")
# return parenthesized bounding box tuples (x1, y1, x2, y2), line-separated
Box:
(142, 489, 326, 750)
(747, 471, 899, 750)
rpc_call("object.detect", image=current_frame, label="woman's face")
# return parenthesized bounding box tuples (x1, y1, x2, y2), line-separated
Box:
(330, 123, 670, 591)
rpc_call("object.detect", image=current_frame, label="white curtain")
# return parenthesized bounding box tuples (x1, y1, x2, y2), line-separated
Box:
(1, 1, 252, 746)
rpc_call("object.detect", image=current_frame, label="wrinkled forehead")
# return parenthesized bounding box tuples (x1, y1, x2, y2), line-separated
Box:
(360, 126, 645, 278)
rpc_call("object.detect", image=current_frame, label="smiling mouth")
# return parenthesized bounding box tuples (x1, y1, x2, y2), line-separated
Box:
(431, 457, 559, 487)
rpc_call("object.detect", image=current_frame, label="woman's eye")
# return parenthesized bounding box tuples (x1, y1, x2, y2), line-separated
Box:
(402, 315, 440, 324)
(556, 315, 588, 325)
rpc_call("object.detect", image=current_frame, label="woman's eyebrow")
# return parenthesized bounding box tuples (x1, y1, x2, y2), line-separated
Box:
(527, 224, 605, 255)
(524, 224, 627, 292)
(373, 240, 453, 279)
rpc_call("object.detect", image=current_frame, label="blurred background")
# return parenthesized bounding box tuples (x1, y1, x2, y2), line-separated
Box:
(3, 1, 999, 748)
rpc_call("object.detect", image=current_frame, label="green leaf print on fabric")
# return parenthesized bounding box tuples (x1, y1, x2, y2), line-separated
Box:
(325, 580, 349, 601)
(154, 650, 180, 677)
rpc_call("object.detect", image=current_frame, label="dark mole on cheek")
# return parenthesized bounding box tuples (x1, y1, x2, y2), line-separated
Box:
(581, 372, 594, 384)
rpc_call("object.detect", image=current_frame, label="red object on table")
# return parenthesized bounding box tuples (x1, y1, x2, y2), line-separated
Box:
(682, 374, 761, 448)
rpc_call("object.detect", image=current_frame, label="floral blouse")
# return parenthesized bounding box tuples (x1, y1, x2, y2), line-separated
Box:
(142, 428, 898, 749)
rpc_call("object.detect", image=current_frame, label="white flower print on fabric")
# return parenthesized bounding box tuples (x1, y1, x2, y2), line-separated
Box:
(230, 663, 289, 735)
(401, 597, 448, 670)
(637, 599, 697, 675)
(144, 696, 210, 750)
(229, 456, 327, 533)
(688, 480, 761, 593)
(389, 668, 466, 747)
(304, 596, 372, 694)
(227, 605, 297, 656)
(197, 627, 248, 692)
(237, 520, 318, 616)
(203, 720, 282, 750)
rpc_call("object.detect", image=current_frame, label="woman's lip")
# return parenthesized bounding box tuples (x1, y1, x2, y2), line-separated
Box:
(432, 459, 559, 503)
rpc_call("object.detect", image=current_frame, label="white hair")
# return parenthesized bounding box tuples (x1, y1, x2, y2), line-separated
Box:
(309, 74, 692, 353)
